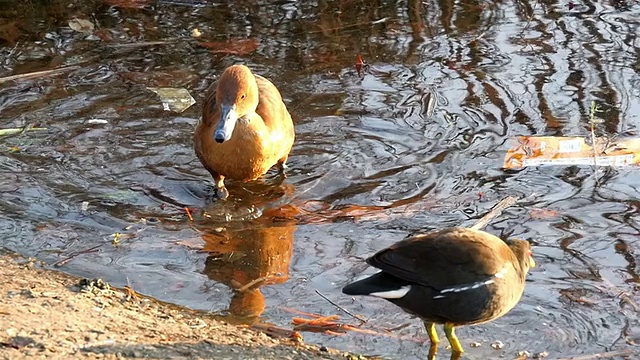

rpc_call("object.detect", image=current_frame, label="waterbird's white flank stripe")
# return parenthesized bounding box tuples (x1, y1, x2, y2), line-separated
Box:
(370, 286, 411, 299)
(433, 278, 496, 299)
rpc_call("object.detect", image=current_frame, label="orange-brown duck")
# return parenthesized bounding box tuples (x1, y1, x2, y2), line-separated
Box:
(342, 227, 535, 355)
(194, 65, 295, 199)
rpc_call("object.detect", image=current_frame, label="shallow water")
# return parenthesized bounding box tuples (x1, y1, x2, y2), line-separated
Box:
(1, 0, 640, 359)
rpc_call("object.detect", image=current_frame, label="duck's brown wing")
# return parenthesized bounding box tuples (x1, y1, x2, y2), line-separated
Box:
(254, 75, 293, 130)
(367, 227, 514, 290)
(200, 81, 219, 127)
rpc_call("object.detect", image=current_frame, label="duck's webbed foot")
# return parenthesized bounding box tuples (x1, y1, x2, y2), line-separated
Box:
(277, 158, 289, 178)
(215, 186, 229, 200)
(213, 175, 229, 200)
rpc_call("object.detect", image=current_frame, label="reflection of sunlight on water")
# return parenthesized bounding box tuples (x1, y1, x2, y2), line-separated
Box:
(1, 0, 640, 358)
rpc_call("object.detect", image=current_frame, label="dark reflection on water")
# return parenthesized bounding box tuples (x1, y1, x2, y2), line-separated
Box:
(2, 0, 640, 358)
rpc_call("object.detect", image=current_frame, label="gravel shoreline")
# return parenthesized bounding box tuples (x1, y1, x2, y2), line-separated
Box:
(0, 254, 371, 360)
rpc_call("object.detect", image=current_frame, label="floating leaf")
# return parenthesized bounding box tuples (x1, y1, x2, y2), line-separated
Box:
(355, 53, 364, 76)
(529, 208, 560, 220)
(147, 87, 196, 113)
(68, 18, 95, 34)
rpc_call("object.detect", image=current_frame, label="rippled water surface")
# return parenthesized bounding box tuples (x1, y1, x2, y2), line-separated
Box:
(2, 1, 640, 359)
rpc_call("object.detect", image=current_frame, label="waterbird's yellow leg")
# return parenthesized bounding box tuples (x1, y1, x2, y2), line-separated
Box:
(424, 321, 439, 360)
(427, 345, 437, 360)
(444, 322, 464, 353)
(424, 321, 439, 345)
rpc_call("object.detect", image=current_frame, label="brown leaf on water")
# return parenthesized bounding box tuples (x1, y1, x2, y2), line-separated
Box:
(198, 38, 259, 56)
(94, 29, 113, 42)
(559, 288, 599, 306)
(529, 208, 560, 220)
(68, 18, 95, 34)
(355, 53, 364, 76)
(292, 315, 347, 334)
(104, 0, 152, 9)
(251, 323, 302, 340)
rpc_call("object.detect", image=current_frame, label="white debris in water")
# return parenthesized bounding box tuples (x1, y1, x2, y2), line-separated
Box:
(491, 340, 504, 350)
(86, 119, 108, 125)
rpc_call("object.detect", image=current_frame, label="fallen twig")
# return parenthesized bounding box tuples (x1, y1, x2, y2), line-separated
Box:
(589, 101, 600, 185)
(107, 40, 178, 48)
(315, 289, 367, 324)
(470, 195, 518, 231)
(292, 315, 360, 335)
(280, 307, 325, 318)
(0, 66, 80, 84)
(236, 276, 269, 292)
(305, 18, 391, 35)
(52, 227, 146, 267)
(291, 315, 422, 341)
(52, 244, 103, 267)
(184, 207, 194, 221)
(0, 127, 48, 136)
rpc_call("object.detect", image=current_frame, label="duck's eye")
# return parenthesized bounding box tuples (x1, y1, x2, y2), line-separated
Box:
(241, 94, 246, 100)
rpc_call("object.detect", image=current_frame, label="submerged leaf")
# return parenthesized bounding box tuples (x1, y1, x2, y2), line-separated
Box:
(68, 18, 95, 34)
(147, 87, 196, 113)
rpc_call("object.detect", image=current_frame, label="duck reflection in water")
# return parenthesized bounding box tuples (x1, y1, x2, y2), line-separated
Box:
(199, 205, 297, 325)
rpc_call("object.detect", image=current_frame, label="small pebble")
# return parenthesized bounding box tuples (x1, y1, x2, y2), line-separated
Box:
(491, 340, 504, 349)
(470, 341, 482, 348)
(516, 350, 532, 358)
(319, 346, 328, 352)
(534, 351, 549, 359)
(20, 289, 36, 298)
